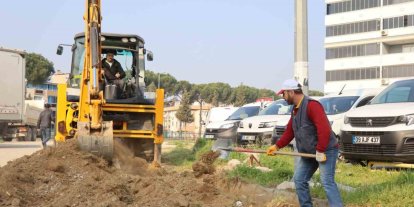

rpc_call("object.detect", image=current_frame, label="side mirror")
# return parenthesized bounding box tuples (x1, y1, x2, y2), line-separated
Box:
(56, 46, 63, 55)
(147, 51, 153, 61)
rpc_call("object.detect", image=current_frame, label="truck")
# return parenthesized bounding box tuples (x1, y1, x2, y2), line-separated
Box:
(0, 47, 44, 142)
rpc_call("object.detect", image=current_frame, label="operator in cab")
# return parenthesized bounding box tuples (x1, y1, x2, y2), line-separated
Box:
(102, 51, 126, 90)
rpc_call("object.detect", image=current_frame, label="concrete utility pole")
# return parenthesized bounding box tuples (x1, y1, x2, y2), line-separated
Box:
(294, 0, 309, 95)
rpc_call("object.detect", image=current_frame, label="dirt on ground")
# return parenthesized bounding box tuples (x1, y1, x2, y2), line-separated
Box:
(192, 150, 221, 178)
(0, 139, 293, 207)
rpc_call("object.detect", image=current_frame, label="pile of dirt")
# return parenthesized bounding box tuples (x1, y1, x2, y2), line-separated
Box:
(192, 150, 220, 178)
(0, 140, 280, 207)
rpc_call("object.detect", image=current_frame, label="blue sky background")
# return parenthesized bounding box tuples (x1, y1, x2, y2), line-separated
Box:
(0, 0, 326, 91)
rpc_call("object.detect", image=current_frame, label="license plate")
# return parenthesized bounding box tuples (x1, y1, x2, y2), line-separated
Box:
(242, 135, 256, 141)
(205, 134, 214, 139)
(352, 136, 380, 144)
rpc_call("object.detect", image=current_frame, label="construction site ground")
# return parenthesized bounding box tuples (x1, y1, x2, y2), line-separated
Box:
(0, 139, 304, 207)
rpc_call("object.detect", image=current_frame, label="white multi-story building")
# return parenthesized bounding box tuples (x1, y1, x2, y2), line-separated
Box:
(324, 0, 414, 94)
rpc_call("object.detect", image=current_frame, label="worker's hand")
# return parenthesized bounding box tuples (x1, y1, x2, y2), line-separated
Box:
(266, 145, 279, 156)
(316, 151, 327, 162)
(115, 73, 120, 78)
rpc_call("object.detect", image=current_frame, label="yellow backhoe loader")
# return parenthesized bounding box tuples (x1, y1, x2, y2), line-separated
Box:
(54, 0, 164, 164)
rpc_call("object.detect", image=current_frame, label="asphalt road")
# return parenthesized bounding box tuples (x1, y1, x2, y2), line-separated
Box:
(0, 139, 43, 167)
(0, 139, 185, 167)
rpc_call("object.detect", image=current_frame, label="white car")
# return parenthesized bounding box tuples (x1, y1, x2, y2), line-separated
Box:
(340, 79, 414, 163)
(237, 99, 293, 146)
(204, 106, 239, 125)
(272, 90, 380, 143)
(204, 102, 269, 141)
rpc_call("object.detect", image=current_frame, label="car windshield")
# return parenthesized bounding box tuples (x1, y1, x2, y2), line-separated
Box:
(258, 99, 293, 115)
(319, 96, 359, 115)
(227, 106, 260, 120)
(370, 79, 414, 104)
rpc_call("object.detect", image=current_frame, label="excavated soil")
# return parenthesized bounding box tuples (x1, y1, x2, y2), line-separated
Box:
(0, 140, 284, 207)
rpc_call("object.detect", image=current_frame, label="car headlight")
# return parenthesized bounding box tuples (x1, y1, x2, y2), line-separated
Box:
(344, 116, 349, 124)
(258, 121, 277, 128)
(398, 114, 414, 126)
(220, 123, 235, 129)
(239, 122, 244, 128)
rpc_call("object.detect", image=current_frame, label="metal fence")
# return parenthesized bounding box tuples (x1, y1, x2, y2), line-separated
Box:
(163, 131, 200, 140)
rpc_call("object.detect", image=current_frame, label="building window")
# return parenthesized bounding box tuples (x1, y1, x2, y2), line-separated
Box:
(327, 0, 380, 15)
(383, 0, 414, 6)
(326, 43, 380, 59)
(326, 67, 380, 82)
(326, 19, 380, 37)
(383, 64, 414, 78)
(383, 14, 414, 29)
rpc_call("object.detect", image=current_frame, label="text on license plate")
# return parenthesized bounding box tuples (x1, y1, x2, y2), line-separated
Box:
(352, 136, 380, 144)
(205, 134, 214, 139)
(242, 135, 256, 141)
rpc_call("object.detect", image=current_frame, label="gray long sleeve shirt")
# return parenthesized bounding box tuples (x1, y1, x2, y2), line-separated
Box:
(37, 109, 54, 128)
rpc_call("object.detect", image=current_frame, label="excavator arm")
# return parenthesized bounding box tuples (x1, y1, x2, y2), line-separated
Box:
(77, 0, 114, 160)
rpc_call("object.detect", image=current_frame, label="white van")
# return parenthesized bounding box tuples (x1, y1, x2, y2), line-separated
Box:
(204, 102, 269, 141)
(237, 99, 293, 146)
(340, 79, 414, 163)
(204, 107, 238, 125)
(272, 90, 380, 143)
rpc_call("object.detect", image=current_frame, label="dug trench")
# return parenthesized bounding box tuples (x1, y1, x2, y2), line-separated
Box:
(0, 140, 298, 207)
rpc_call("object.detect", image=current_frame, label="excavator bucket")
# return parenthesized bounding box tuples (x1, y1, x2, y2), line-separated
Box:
(77, 121, 114, 161)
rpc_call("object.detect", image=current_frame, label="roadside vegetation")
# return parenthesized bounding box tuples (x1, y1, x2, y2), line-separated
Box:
(163, 140, 414, 206)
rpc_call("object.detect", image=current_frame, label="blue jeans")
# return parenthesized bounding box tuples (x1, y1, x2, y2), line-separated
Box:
(40, 127, 51, 147)
(293, 148, 343, 207)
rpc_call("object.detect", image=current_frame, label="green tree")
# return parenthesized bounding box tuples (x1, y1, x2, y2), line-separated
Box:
(234, 86, 247, 107)
(175, 91, 194, 136)
(147, 82, 157, 92)
(26, 53, 55, 84)
(309, 90, 324, 97)
(144, 70, 178, 96)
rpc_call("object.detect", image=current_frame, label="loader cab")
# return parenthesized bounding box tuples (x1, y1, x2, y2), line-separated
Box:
(64, 33, 153, 101)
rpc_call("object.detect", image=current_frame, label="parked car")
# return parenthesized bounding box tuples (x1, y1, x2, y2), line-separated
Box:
(204, 106, 239, 125)
(340, 79, 414, 163)
(272, 91, 379, 144)
(204, 102, 269, 141)
(237, 99, 293, 146)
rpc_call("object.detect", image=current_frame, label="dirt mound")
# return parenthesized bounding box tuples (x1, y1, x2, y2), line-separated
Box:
(0, 140, 278, 206)
(192, 150, 220, 178)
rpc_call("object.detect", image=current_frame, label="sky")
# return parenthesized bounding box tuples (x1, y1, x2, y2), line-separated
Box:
(0, 0, 326, 91)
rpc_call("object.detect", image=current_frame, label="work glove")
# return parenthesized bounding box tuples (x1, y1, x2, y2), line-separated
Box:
(266, 145, 279, 156)
(316, 151, 327, 162)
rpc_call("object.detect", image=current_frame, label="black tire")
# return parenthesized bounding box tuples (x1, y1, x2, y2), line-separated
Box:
(2, 137, 12, 142)
(25, 128, 32, 141)
(31, 127, 37, 141)
(255, 137, 263, 148)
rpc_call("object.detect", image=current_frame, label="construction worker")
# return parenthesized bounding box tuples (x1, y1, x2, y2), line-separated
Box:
(37, 103, 54, 148)
(102, 51, 126, 90)
(267, 79, 343, 207)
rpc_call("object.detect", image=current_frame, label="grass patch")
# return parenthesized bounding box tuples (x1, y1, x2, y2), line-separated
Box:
(227, 149, 295, 187)
(228, 165, 293, 187)
(308, 162, 414, 206)
(340, 171, 414, 206)
(224, 146, 414, 206)
(163, 138, 213, 168)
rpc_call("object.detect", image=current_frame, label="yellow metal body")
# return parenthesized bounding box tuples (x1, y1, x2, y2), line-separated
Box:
(54, 0, 164, 162)
(78, 0, 104, 128)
